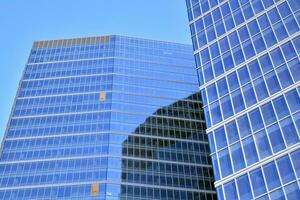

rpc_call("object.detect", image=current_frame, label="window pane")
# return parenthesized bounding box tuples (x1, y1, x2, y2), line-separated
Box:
(219, 148, 233, 177)
(285, 89, 300, 113)
(254, 77, 269, 101)
(242, 136, 258, 166)
(242, 83, 257, 107)
(230, 142, 245, 172)
(250, 168, 267, 197)
(212, 154, 220, 181)
(276, 64, 293, 89)
(270, 188, 285, 200)
(263, 161, 281, 191)
(226, 121, 239, 144)
(267, 123, 286, 153)
(227, 72, 239, 91)
(265, 71, 281, 95)
(217, 78, 229, 97)
(237, 115, 251, 138)
(236, 174, 252, 200)
(254, 130, 272, 159)
(291, 149, 300, 177)
(224, 180, 238, 200)
(221, 95, 234, 119)
(211, 101, 222, 125)
(208, 133, 216, 153)
(215, 127, 227, 150)
(261, 102, 277, 126)
(285, 182, 300, 200)
(273, 96, 289, 119)
(232, 89, 245, 113)
(249, 108, 264, 132)
(280, 117, 299, 146)
(277, 155, 296, 184)
(259, 53, 273, 73)
(288, 58, 300, 82)
(238, 66, 250, 85)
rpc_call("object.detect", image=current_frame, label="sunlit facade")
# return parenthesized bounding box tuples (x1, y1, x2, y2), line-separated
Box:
(186, 0, 300, 199)
(0, 35, 216, 199)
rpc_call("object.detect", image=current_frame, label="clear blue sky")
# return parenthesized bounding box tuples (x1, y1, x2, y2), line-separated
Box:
(0, 0, 191, 140)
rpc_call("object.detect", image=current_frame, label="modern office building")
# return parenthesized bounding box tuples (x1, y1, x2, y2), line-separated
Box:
(186, 0, 300, 199)
(0, 35, 216, 199)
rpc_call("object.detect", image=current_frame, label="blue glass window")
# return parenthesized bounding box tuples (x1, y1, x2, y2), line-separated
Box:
(265, 70, 281, 95)
(289, 0, 300, 12)
(281, 41, 297, 61)
(270, 189, 285, 200)
(201, 89, 207, 106)
(285, 182, 300, 200)
(248, 20, 260, 36)
(242, 40, 255, 59)
(224, 14, 235, 31)
(203, 63, 214, 82)
(215, 127, 227, 150)
(201, 48, 210, 64)
(278, 2, 292, 18)
(263, 28, 277, 47)
(284, 15, 300, 35)
(259, 53, 273, 73)
(254, 77, 269, 101)
(273, 96, 289, 119)
(277, 155, 296, 184)
(227, 72, 239, 91)
(288, 58, 300, 82)
(294, 112, 300, 132)
(249, 108, 264, 132)
(242, 136, 259, 166)
(207, 83, 218, 103)
(210, 43, 220, 59)
(216, 21, 226, 37)
(217, 187, 224, 200)
(254, 130, 272, 159)
(212, 8, 222, 22)
(253, 33, 266, 54)
(223, 52, 234, 71)
(286, 89, 300, 113)
(250, 168, 267, 197)
(237, 115, 251, 138)
(291, 150, 300, 177)
(293, 36, 300, 54)
(211, 101, 222, 125)
(224, 180, 238, 200)
(242, 83, 257, 107)
(212, 154, 220, 181)
(197, 31, 207, 47)
(219, 148, 233, 177)
(242, 4, 254, 20)
(207, 27, 216, 42)
(219, 37, 230, 53)
(232, 89, 245, 113)
(267, 123, 286, 153)
(217, 78, 229, 97)
(280, 117, 299, 146)
(233, 47, 245, 65)
(226, 121, 239, 144)
(208, 133, 216, 153)
(273, 21, 289, 42)
(220, 95, 234, 119)
(263, 161, 281, 191)
(236, 175, 252, 200)
(252, 0, 264, 14)
(238, 66, 250, 85)
(238, 26, 250, 42)
(213, 57, 224, 77)
(268, 8, 281, 25)
(258, 14, 270, 30)
(270, 48, 285, 67)
(248, 60, 262, 79)
(204, 107, 211, 128)
(276, 64, 293, 89)
(230, 142, 245, 172)
(261, 102, 277, 125)
(229, 31, 240, 48)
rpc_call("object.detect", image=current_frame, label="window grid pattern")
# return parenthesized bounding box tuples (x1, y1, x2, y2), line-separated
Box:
(0, 36, 216, 199)
(186, 0, 300, 199)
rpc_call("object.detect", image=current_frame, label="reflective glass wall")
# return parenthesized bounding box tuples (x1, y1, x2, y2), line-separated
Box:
(0, 35, 216, 199)
(186, 0, 300, 199)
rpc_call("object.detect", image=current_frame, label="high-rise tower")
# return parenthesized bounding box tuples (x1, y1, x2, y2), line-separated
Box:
(186, 0, 300, 199)
(0, 35, 216, 199)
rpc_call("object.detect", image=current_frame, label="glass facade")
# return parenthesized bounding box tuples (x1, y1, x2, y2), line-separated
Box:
(186, 0, 300, 199)
(0, 35, 216, 199)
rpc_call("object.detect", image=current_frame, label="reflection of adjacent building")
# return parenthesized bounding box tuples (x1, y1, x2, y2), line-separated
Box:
(119, 92, 216, 199)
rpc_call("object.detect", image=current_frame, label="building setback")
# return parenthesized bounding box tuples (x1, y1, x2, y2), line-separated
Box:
(0, 35, 216, 199)
(186, 0, 300, 199)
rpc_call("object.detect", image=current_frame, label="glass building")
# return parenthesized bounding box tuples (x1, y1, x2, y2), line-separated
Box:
(0, 35, 216, 199)
(186, 0, 300, 199)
